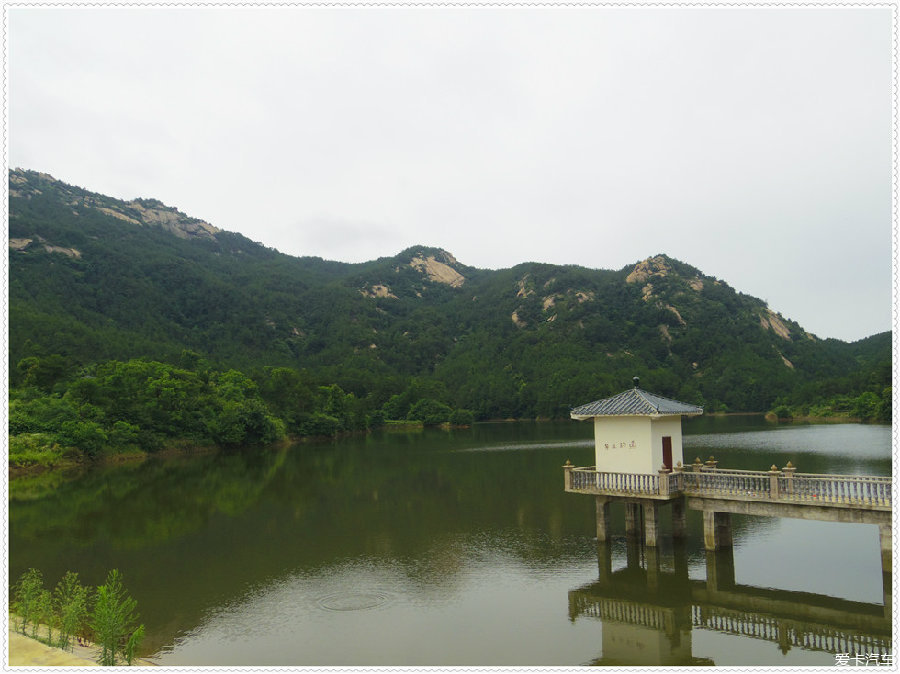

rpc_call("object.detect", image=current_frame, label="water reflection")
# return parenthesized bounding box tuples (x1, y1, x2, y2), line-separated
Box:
(570, 541, 892, 666)
(8, 420, 891, 665)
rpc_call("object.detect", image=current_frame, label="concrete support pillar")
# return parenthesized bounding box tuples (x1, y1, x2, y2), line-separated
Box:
(596, 540, 613, 588)
(625, 502, 641, 539)
(883, 569, 892, 621)
(703, 510, 732, 550)
(703, 510, 718, 550)
(879, 524, 892, 572)
(625, 536, 642, 570)
(644, 501, 660, 548)
(716, 512, 733, 548)
(705, 548, 735, 593)
(645, 545, 660, 593)
(880, 524, 892, 619)
(671, 498, 687, 539)
(595, 497, 611, 542)
(672, 539, 689, 585)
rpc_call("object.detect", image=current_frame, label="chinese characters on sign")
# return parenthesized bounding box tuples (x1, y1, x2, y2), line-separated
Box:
(835, 653, 893, 666)
(602, 440, 637, 450)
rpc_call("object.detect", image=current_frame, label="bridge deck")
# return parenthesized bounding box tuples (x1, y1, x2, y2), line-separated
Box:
(565, 465, 891, 511)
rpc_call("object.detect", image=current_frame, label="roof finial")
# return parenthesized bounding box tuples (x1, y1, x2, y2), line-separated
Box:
(633, 376, 640, 389)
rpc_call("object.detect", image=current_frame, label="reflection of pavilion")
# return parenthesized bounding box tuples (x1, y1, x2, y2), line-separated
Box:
(569, 541, 892, 666)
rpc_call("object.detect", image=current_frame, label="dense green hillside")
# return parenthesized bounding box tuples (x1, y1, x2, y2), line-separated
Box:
(8, 168, 891, 459)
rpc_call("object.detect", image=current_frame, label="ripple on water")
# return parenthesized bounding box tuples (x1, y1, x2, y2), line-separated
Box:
(315, 590, 394, 612)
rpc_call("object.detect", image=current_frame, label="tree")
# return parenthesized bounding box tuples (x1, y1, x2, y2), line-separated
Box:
(54, 571, 89, 651)
(13, 568, 44, 636)
(407, 398, 452, 426)
(91, 569, 144, 666)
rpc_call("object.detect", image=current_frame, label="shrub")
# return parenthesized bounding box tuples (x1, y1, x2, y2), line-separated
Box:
(54, 571, 89, 652)
(58, 420, 108, 458)
(407, 398, 452, 426)
(9, 433, 65, 468)
(772, 405, 793, 420)
(124, 624, 145, 665)
(209, 400, 285, 445)
(108, 421, 140, 449)
(296, 412, 341, 437)
(448, 408, 474, 426)
(851, 391, 880, 421)
(366, 409, 386, 429)
(13, 568, 44, 635)
(91, 569, 144, 666)
(36, 589, 54, 642)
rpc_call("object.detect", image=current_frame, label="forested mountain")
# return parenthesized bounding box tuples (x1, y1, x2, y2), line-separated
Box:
(9, 168, 891, 434)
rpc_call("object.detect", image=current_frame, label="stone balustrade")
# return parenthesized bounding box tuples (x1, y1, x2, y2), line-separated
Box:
(563, 461, 892, 509)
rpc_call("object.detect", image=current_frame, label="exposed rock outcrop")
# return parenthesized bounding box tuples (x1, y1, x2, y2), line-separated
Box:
(409, 251, 465, 287)
(626, 255, 671, 284)
(360, 284, 398, 299)
(10, 168, 219, 241)
(759, 308, 791, 340)
(8, 236, 81, 258)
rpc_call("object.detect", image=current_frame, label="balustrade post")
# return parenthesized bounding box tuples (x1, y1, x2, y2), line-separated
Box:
(672, 462, 683, 495)
(693, 457, 703, 473)
(768, 465, 781, 500)
(705, 455, 718, 471)
(782, 461, 795, 497)
(563, 460, 573, 491)
(658, 467, 670, 496)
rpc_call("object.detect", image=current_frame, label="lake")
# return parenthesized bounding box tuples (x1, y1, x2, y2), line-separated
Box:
(8, 417, 892, 666)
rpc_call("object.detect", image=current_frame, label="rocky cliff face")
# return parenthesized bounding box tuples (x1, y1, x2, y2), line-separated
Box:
(408, 250, 466, 287)
(9, 169, 219, 241)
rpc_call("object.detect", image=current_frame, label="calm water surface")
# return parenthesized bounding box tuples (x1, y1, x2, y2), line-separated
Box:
(8, 417, 892, 666)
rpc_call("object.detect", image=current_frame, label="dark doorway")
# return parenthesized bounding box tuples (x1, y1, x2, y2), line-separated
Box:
(662, 436, 673, 471)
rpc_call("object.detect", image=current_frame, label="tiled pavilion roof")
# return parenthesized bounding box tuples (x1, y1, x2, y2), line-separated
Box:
(570, 385, 703, 419)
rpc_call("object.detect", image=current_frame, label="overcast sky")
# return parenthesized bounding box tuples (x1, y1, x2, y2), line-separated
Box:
(7, 4, 894, 342)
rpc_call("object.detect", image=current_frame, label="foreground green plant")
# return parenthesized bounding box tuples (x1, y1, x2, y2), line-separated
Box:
(91, 569, 144, 666)
(54, 571, 89, 652)
(12, 568, 44, 636)
(36, 588, 54, 642)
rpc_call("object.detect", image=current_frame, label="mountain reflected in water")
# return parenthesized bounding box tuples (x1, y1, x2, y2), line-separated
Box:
(9, 420, 892, 666)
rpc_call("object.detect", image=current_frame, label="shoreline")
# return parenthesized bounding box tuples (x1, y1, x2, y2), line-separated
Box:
(9, 414, 876, 482)
(7, 617, 157, 667)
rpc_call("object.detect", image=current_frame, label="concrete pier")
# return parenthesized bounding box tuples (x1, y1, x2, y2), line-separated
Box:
(704, 548, 735, 592)
(702, 510, 733, 550)
(671, 498, 686, 539)
(567, 462, 891, 576)
(595, 497, 611, 542)
(625, 502, 641, 538)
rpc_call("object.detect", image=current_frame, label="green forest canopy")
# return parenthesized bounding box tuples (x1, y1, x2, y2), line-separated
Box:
(8, 169, 891, 465)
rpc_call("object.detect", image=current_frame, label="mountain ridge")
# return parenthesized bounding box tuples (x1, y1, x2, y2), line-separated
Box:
(8, 168, 889, 419)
